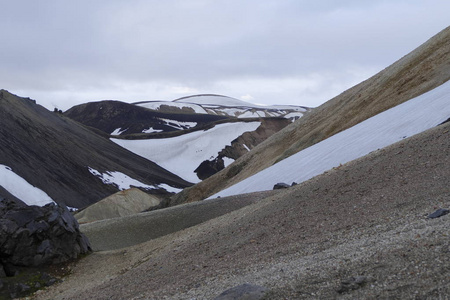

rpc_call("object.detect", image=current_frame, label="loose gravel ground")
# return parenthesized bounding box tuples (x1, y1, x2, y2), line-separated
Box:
(32, 122, 450, 299)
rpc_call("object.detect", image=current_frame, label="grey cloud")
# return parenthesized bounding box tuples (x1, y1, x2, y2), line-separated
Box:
(1, 0, 449, 109)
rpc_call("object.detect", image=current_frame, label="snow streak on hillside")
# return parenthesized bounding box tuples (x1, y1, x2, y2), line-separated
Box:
(112, 122, 261, 183)
(88, 167, 182, 193)
(0, 164, 56, 206)
(211, 81, 450, 199)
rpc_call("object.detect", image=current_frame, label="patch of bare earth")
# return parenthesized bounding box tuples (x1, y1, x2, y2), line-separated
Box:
(32, 120, 450, 299)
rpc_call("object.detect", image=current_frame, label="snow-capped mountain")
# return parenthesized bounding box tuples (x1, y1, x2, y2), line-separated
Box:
(136, 94, 309, 120)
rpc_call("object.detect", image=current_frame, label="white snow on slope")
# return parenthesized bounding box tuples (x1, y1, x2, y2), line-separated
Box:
(88, 167, 181, 193)
(159, 118, 197, 130)
(0, 164, 56, 206)
(142, 127, 163, 133)
(111, 122, 261, 183)
(138, 101, 208, 114)
(211, 80, 450, 199)
(111, 128, 128, 135)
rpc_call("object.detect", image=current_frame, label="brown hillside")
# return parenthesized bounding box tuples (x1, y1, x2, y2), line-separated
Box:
(171, 26, 450, 205)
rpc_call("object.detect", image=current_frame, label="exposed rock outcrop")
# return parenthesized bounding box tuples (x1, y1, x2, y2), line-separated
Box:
(0, 198, 91, 268)
(193, 118, 291, 182)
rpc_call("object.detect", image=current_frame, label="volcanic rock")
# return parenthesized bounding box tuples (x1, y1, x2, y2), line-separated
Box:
(0, 198, 91, 268)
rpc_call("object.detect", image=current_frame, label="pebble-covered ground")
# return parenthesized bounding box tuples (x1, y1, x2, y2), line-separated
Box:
(32, 121, 450, 299)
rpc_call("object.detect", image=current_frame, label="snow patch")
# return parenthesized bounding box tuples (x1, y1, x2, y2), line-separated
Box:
(142, 127, 163, 133)
(243, 144, 251, 152)
(111, 128, 128, 135)
(159, 118, 197, 130)
(0, 164, 56, 206)
(211, 80, 450, 198)
(223, 157, 235, 168)
(158, 183, 182, 193)
(284, 112, 305, 121)
(88, 167, 180, 193)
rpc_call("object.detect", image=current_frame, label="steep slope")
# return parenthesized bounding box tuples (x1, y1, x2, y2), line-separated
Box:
(172, 26, 450, 205)
(32, 114, 450, 300)
(0, 91, 191, 208)
(212, 80, 450, 198)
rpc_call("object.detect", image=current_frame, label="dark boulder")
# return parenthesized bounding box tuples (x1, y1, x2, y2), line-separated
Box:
(427, 208, 449, 219)
(0, 198, 91, 268)
(194, 157, 225, 180)
(273, 182, 290, 190)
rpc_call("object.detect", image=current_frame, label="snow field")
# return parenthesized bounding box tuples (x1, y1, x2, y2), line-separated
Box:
(112, 122, 261, 183)
(210, 81, 450, 198)
(88, 167, 182, 193)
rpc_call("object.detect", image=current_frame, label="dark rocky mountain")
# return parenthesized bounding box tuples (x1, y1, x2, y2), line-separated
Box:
(0, 91, 192, 209)
(65, 100, 294, 182)
(64, 100, 231, 136)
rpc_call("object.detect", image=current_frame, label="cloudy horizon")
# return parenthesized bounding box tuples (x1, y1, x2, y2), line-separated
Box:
(1, 1, 449, 110)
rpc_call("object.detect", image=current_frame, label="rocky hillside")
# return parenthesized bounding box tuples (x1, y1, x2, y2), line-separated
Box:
(64, 100, 231, 136)
(0, 91, 191, 209)
(65, 100, 293, 182)
(172, 26, 450, 205)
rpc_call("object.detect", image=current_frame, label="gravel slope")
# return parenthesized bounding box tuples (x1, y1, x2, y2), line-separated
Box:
(32, 120, 450, 300)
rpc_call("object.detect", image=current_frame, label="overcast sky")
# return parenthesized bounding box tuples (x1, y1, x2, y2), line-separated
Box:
(1, 1, 449, 110)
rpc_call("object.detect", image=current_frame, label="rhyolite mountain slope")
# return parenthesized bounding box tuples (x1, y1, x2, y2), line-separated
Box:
(211, 80, 450, 198)
(0, 91, 191, 209)
(171, 25, 450, 205)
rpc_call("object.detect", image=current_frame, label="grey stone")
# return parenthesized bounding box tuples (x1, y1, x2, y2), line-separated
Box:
(0, 198, 91, 268)
(214, 283, 268, 300)
(427, 208, 449, 219)
(273, 183, 290, 190)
